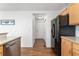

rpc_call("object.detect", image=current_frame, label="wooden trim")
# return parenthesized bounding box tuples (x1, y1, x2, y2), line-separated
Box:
(21, 47, 33, 49)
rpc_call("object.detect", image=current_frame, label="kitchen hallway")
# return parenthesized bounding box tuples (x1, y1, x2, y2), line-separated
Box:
(21, 39, 56, 56)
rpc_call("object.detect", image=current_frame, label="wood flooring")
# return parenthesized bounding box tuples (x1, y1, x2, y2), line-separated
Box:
(21, 39, 56, 56)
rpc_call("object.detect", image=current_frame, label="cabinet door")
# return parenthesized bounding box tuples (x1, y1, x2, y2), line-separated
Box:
(73, 50, 79, 56)
(61, 39, 72, 56)
(0, 45, 3, 56)
(73, 43, 79, 56)
(69, 4, 79, 25)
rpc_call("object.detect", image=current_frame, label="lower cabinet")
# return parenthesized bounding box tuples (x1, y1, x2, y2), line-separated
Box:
(61, 38, 79, 56)
(73, 50, 79, 56)
(0, 45, 3, 56)
(0, 38, 21, 56)
(73, 43, 79, 56)
(61, 39, 72, 56)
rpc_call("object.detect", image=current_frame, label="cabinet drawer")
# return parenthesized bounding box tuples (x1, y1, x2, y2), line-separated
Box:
(73, 43, 79, 50)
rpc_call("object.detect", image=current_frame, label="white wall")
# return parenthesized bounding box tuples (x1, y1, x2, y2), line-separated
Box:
(0, 11, 59, 48)
(32, 15, 36, 45)
(0, 11, 33, 47)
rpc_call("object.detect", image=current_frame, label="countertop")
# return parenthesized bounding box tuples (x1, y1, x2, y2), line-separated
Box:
(0, 33, 8, 35)
(61, 36, 79, 44)
(0, 36, 21, 45)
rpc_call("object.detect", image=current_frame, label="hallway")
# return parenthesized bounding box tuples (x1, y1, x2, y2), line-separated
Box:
(21, 39, 56, 56)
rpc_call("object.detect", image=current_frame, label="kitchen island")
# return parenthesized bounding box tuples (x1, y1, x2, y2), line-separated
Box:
(0, 36, 21, 56)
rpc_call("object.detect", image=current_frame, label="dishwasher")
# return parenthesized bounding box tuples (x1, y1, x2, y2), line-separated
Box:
(3, 39, 20, 56)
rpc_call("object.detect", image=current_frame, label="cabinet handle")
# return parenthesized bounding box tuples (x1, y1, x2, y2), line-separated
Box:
(5, 42, 15, 48)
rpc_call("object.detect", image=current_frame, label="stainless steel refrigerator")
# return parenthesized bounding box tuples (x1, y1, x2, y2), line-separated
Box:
(51, 14, 75, 56)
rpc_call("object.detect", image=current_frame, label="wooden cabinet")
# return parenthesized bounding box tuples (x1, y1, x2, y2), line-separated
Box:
(60, 3, 79, 25)
(61, 39, 72, 56)
(69, 4, 79, 25)
(0, 45, 3, 56)
(61, 37, 79, 56)
(73, 43, 79, 56)
(59, 8, 69, 26)
(60, 8, 69, 16)
(73, 50, 79, 56)
(0, 38, 21, 56)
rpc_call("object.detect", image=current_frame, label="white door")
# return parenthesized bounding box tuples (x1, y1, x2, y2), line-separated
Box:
(35, 20, 45, 39)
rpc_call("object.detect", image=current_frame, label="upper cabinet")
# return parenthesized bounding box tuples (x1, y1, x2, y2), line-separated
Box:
(60, 3, 79, 25)
(61, 38, 72, 56)
(69, 4, 79, 25)
(59, 8, 69, 26)
(60, 8, 69, 16)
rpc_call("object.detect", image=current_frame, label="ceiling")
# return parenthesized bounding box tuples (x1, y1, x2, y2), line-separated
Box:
(0, 3, 70, 11)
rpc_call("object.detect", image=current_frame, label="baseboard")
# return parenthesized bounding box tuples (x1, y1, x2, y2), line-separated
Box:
(21, 47, 33, 49)
(21, 47, 55, 49)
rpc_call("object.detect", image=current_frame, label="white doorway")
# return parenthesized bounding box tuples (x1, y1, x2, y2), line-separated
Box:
(35, 20, 45, 39)
(32, 13, 47, 48)
(33, 13, 46, 40)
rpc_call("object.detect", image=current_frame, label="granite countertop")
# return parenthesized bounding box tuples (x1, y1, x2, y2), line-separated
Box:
(61, 36, 79, 44)
(0, 36, 21, 45)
